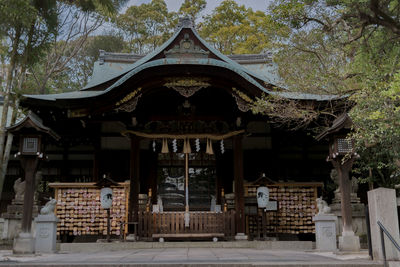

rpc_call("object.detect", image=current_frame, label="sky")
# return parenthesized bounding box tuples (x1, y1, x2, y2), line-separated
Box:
(125, 0, 272, 15)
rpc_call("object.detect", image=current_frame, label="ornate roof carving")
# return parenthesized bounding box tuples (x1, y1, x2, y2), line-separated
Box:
(164, 33, 209, 59)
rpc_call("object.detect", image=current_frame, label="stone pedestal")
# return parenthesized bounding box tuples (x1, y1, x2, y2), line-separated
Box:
(235, 233, 248, 241)
(330, 203, 367, 239)
(313, 214, 337, 251)
(13, 232, 35, 254)
(0, 218, 4, 239)
(368, 188, 400, 261)
(34, 214, 58, 253)
(1, 201, 39, 240)
(339, 231, 360, 251)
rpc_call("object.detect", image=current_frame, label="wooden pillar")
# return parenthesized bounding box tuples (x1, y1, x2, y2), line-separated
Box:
(61, 145, 69, 182)
(129, 136, 140, 224)
(332, 158, 355, 235)
(215, 152, 224, 205)
(92, 138, 100, 182)
(233, 135, 245, 234)
(148, 152, 158, 204)
(20, 157, 39, 233)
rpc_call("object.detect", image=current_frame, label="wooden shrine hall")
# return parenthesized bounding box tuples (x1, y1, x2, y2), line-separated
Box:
(13, 17, 346, 241)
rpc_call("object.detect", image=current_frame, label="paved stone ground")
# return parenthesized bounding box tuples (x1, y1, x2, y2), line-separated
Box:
(0, 248, 384, 266)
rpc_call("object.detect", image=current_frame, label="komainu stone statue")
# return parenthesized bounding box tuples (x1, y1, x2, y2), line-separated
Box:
(157, 195, 163, 212)
(330, 168, 360, 204)
(316, 197, 331, 215)
(13, 178, 25, 203)
(40, 198, 57, 215)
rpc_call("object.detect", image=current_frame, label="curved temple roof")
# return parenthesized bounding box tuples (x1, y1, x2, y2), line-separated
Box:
(22, 17, 341, 104)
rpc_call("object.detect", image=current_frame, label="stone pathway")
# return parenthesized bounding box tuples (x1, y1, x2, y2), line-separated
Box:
(0, 248, 383, 266)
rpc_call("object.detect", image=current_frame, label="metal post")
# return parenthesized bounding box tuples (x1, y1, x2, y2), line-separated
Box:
(184, 153, 190, 227)
(380, 227, 387, 267)
(185, 153, 189, 212)
(107, 209, 111, 242)
(365, 205, 373, 260)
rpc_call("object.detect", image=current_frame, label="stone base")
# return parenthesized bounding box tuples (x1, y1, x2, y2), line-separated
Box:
(13, 232, 35, 254)
(0, 218, 4, 240)
(339, 234, 360, 252)
(35, 214, 58, 253)
(235, 233, 248, 241)
(329, 202, 367, 239)
(126, 234, 137, 242)
(332, 192, 360, 204)
(0, 218, 37, 240)
(313, 214, 337, 252)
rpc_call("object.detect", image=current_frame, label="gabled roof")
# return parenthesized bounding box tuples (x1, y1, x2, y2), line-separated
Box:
(7, 111, 60, 140)
(22, 17, 342, 104)
(82, 17, 274, 91)
(316, 113, 353, 141)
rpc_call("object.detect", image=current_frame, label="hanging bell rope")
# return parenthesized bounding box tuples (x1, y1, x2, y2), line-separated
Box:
(121, 130, 245, 140)
(161, 138, 169, 153)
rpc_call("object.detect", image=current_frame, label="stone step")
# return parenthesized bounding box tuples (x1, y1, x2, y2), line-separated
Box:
(59, 240, 315, 252)
(0, 262, 384, 267)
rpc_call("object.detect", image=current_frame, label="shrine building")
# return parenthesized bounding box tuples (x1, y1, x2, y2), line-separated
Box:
(6, 18, 348, 241)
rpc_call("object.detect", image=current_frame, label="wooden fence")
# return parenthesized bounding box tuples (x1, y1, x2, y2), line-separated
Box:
(138, 211, 236, 239)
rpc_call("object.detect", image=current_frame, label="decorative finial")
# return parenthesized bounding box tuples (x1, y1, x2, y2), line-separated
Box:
(177, 16, 194, 30)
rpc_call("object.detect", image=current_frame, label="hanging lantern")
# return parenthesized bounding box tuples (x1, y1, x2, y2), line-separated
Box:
(257, 186, 270, 208)
(152, 140, 156, 152)
(195, 138, 200, 152)
(161, 138, 169, 153)
(206, 139, 214, 155)
(182, 138, 191, 154)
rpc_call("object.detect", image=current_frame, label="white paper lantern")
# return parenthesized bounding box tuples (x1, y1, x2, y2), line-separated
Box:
(256, 186, 269, 208)
(100, 187, 113, 209)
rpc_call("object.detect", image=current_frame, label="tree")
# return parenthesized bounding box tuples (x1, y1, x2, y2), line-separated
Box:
(262, 0, 400, 187)
(199, 0, 284, 54)
(116, 0, 174, 54)
(0, 0, 127, 200)
(49, 34, 126, 93)
(178, 0, 206, 23)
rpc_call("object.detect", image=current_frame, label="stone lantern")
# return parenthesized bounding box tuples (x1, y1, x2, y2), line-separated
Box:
(7, 112, 59, 254)
(317, 113, 360, 252)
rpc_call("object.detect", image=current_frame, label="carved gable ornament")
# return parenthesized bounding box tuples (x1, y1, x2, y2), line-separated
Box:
(164, 77, 210, 97)
(231, 87, 253, 112)
(164, 33, 209, 59)
(115, 87, 142, 112)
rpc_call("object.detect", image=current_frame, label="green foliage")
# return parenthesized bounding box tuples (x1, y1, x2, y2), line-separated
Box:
(199, 0, 286, 54)
(116, 0, 174, 54)
(178, 0, 206, 22)
(264, 0, 400, 187)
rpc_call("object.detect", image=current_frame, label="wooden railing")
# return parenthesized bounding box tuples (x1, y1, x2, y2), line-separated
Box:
(138, 211, 236, 239)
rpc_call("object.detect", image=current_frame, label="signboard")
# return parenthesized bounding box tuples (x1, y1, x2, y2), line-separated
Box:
(100, 187, 113, 209)
(265, 201, 277, 211)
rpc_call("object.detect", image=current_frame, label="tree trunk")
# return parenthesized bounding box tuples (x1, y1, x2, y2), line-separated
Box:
(0, 99, 19, 200)
(0, 27, 21, 164)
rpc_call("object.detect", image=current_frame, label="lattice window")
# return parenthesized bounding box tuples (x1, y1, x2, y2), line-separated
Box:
(337, 138, 353, 154)
(23, 137, 38, 153)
